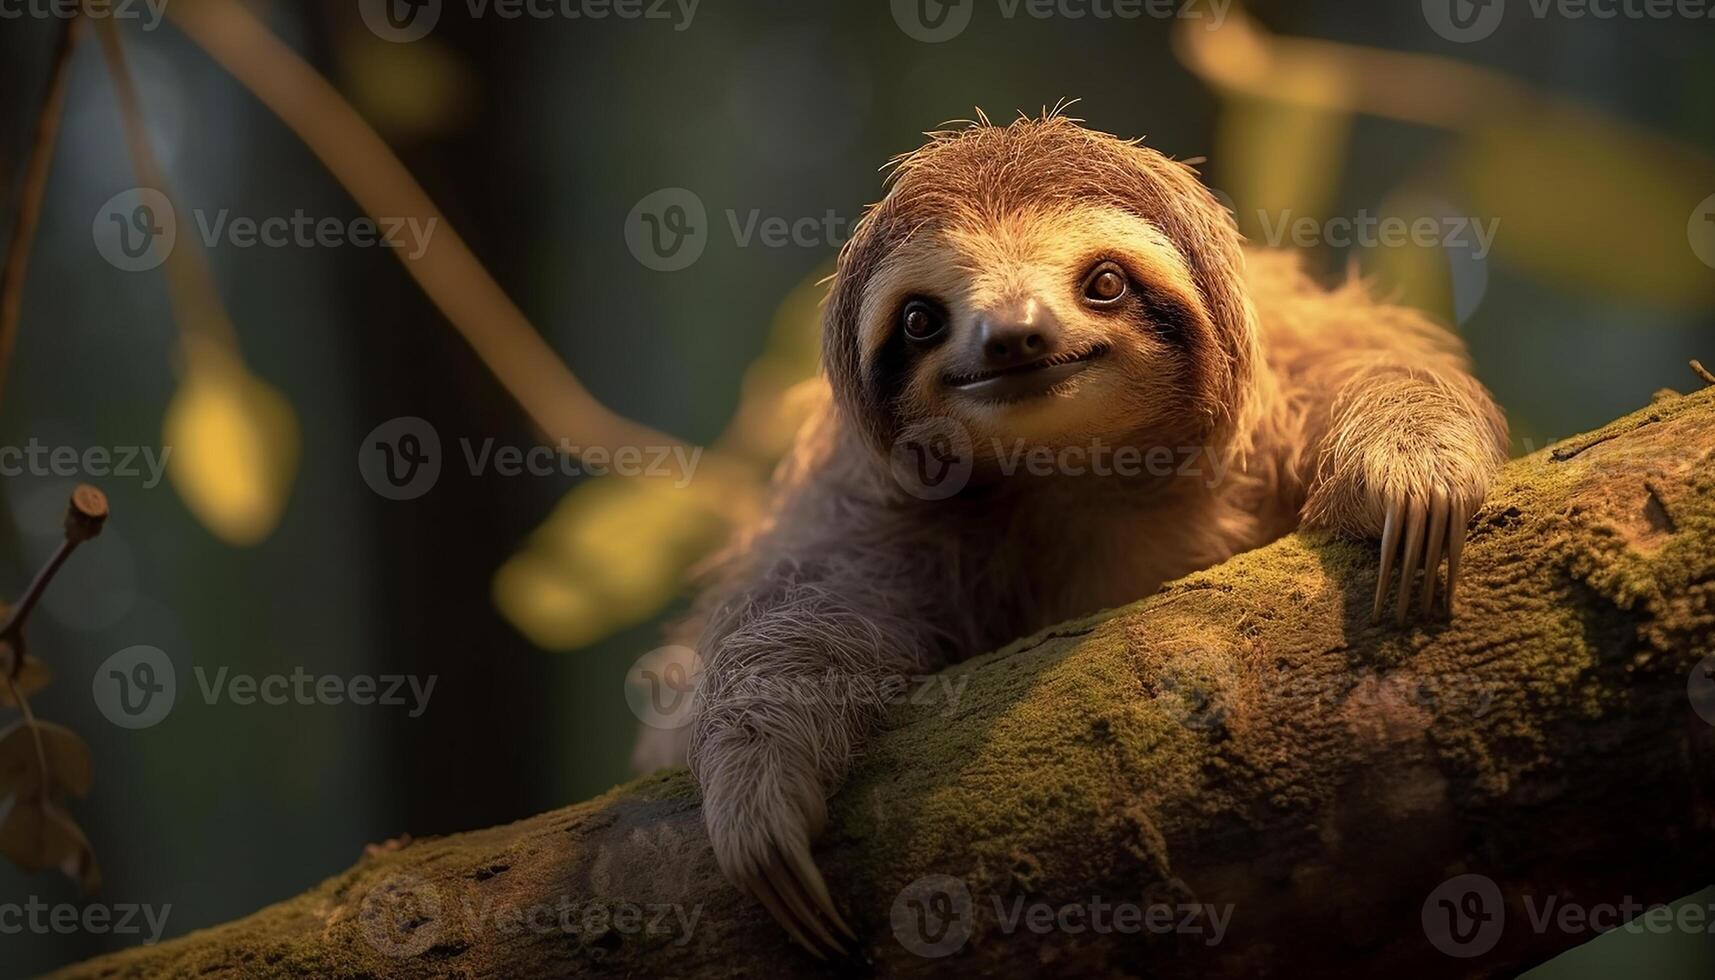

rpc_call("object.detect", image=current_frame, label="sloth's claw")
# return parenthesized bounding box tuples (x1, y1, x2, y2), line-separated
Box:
(764, 851, 842, 954)
(1447, 500, 1470, 613)
(1372, 497, 1404, 621)
(785, 834, 858, 941)
(740, 837, 851, 958)
(1421, 489, 1450, 615)
(1395, 496, 1428, 625)
(745, 865, 825, 958)
(1374, 488, 1475, 624)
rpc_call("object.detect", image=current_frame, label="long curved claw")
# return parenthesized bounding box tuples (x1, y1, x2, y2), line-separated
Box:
(784, 833, 858, 942)
(745, 867, 826, 959)
(764, 849, 845, 956)
(1373, 494, 1405, 621)
(1446, 500, 1470, 614)
(1395, 496, 1428, 625)
(1420, 489, 1450, 615)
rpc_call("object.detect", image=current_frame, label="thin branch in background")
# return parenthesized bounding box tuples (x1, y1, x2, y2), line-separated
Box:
(1172, 5, 1530, 127)
(1692, 359, 1715, 387)
(90, 14, 241, 369)
(164, 0, 742, 481)
(0, 18, 84, 407)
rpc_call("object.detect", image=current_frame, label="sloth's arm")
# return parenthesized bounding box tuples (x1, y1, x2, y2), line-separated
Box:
(1256, 264, 1508, 622)
(686, 486, 949, 958)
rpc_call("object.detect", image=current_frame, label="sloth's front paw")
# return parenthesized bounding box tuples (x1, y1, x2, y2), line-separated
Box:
(698, 754, 855, 958)
(1304, 418, 1503, 624)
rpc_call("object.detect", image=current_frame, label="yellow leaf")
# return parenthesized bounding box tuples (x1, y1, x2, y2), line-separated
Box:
(494, 472, 741, 650)
(1455, 107, 1715, 311)
(0, 720, 94, 801)
(164, 358, 299, 545)
(0, 799, 100, 893)
(0, 656, 53, 707)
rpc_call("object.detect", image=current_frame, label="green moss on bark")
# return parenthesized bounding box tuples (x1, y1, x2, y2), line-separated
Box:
(53, 389, 1715, 980)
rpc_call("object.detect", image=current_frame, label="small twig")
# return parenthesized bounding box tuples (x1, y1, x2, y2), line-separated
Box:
(1691, 359, 1715, 387)
(1, 486, 103, 849)
(0, 18, 84, 407)
(1, 486, 107, 680)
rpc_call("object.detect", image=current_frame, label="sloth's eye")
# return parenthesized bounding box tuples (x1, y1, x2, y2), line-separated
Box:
(901, 299, 946, 343)
(1082, 262, 1128, 305)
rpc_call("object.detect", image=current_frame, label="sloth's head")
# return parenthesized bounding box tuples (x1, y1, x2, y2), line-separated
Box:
(825, 113, 1260, 472)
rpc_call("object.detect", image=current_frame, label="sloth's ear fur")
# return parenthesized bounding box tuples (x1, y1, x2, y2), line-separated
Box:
(822, 112, 1262, 462)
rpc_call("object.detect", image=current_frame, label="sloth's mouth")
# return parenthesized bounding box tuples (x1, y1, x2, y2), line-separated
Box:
(943, 344, 1109, 401)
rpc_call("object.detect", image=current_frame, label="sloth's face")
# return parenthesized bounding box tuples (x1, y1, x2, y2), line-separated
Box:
(857, 204, 1213, 452)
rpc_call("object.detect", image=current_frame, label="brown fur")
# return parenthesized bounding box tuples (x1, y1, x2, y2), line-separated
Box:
(634, 113, 1508, 940)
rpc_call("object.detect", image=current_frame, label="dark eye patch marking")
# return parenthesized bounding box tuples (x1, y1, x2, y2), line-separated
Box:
(1138, 290, 1197, 344)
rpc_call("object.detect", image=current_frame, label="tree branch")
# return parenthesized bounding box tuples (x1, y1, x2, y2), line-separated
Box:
(52, 388, 1715, 979)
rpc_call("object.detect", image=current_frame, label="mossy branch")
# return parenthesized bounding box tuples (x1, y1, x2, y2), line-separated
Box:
(54, 389, 1715, 979)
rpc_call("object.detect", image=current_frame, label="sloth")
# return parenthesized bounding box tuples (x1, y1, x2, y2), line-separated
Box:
(639, 112, 1507, 956)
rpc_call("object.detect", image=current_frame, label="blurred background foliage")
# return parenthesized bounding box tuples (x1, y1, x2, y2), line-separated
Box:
(0, 0, 1710, 974)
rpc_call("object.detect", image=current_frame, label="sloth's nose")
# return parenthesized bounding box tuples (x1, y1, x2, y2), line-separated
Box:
(977, 303, 1060, 369)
